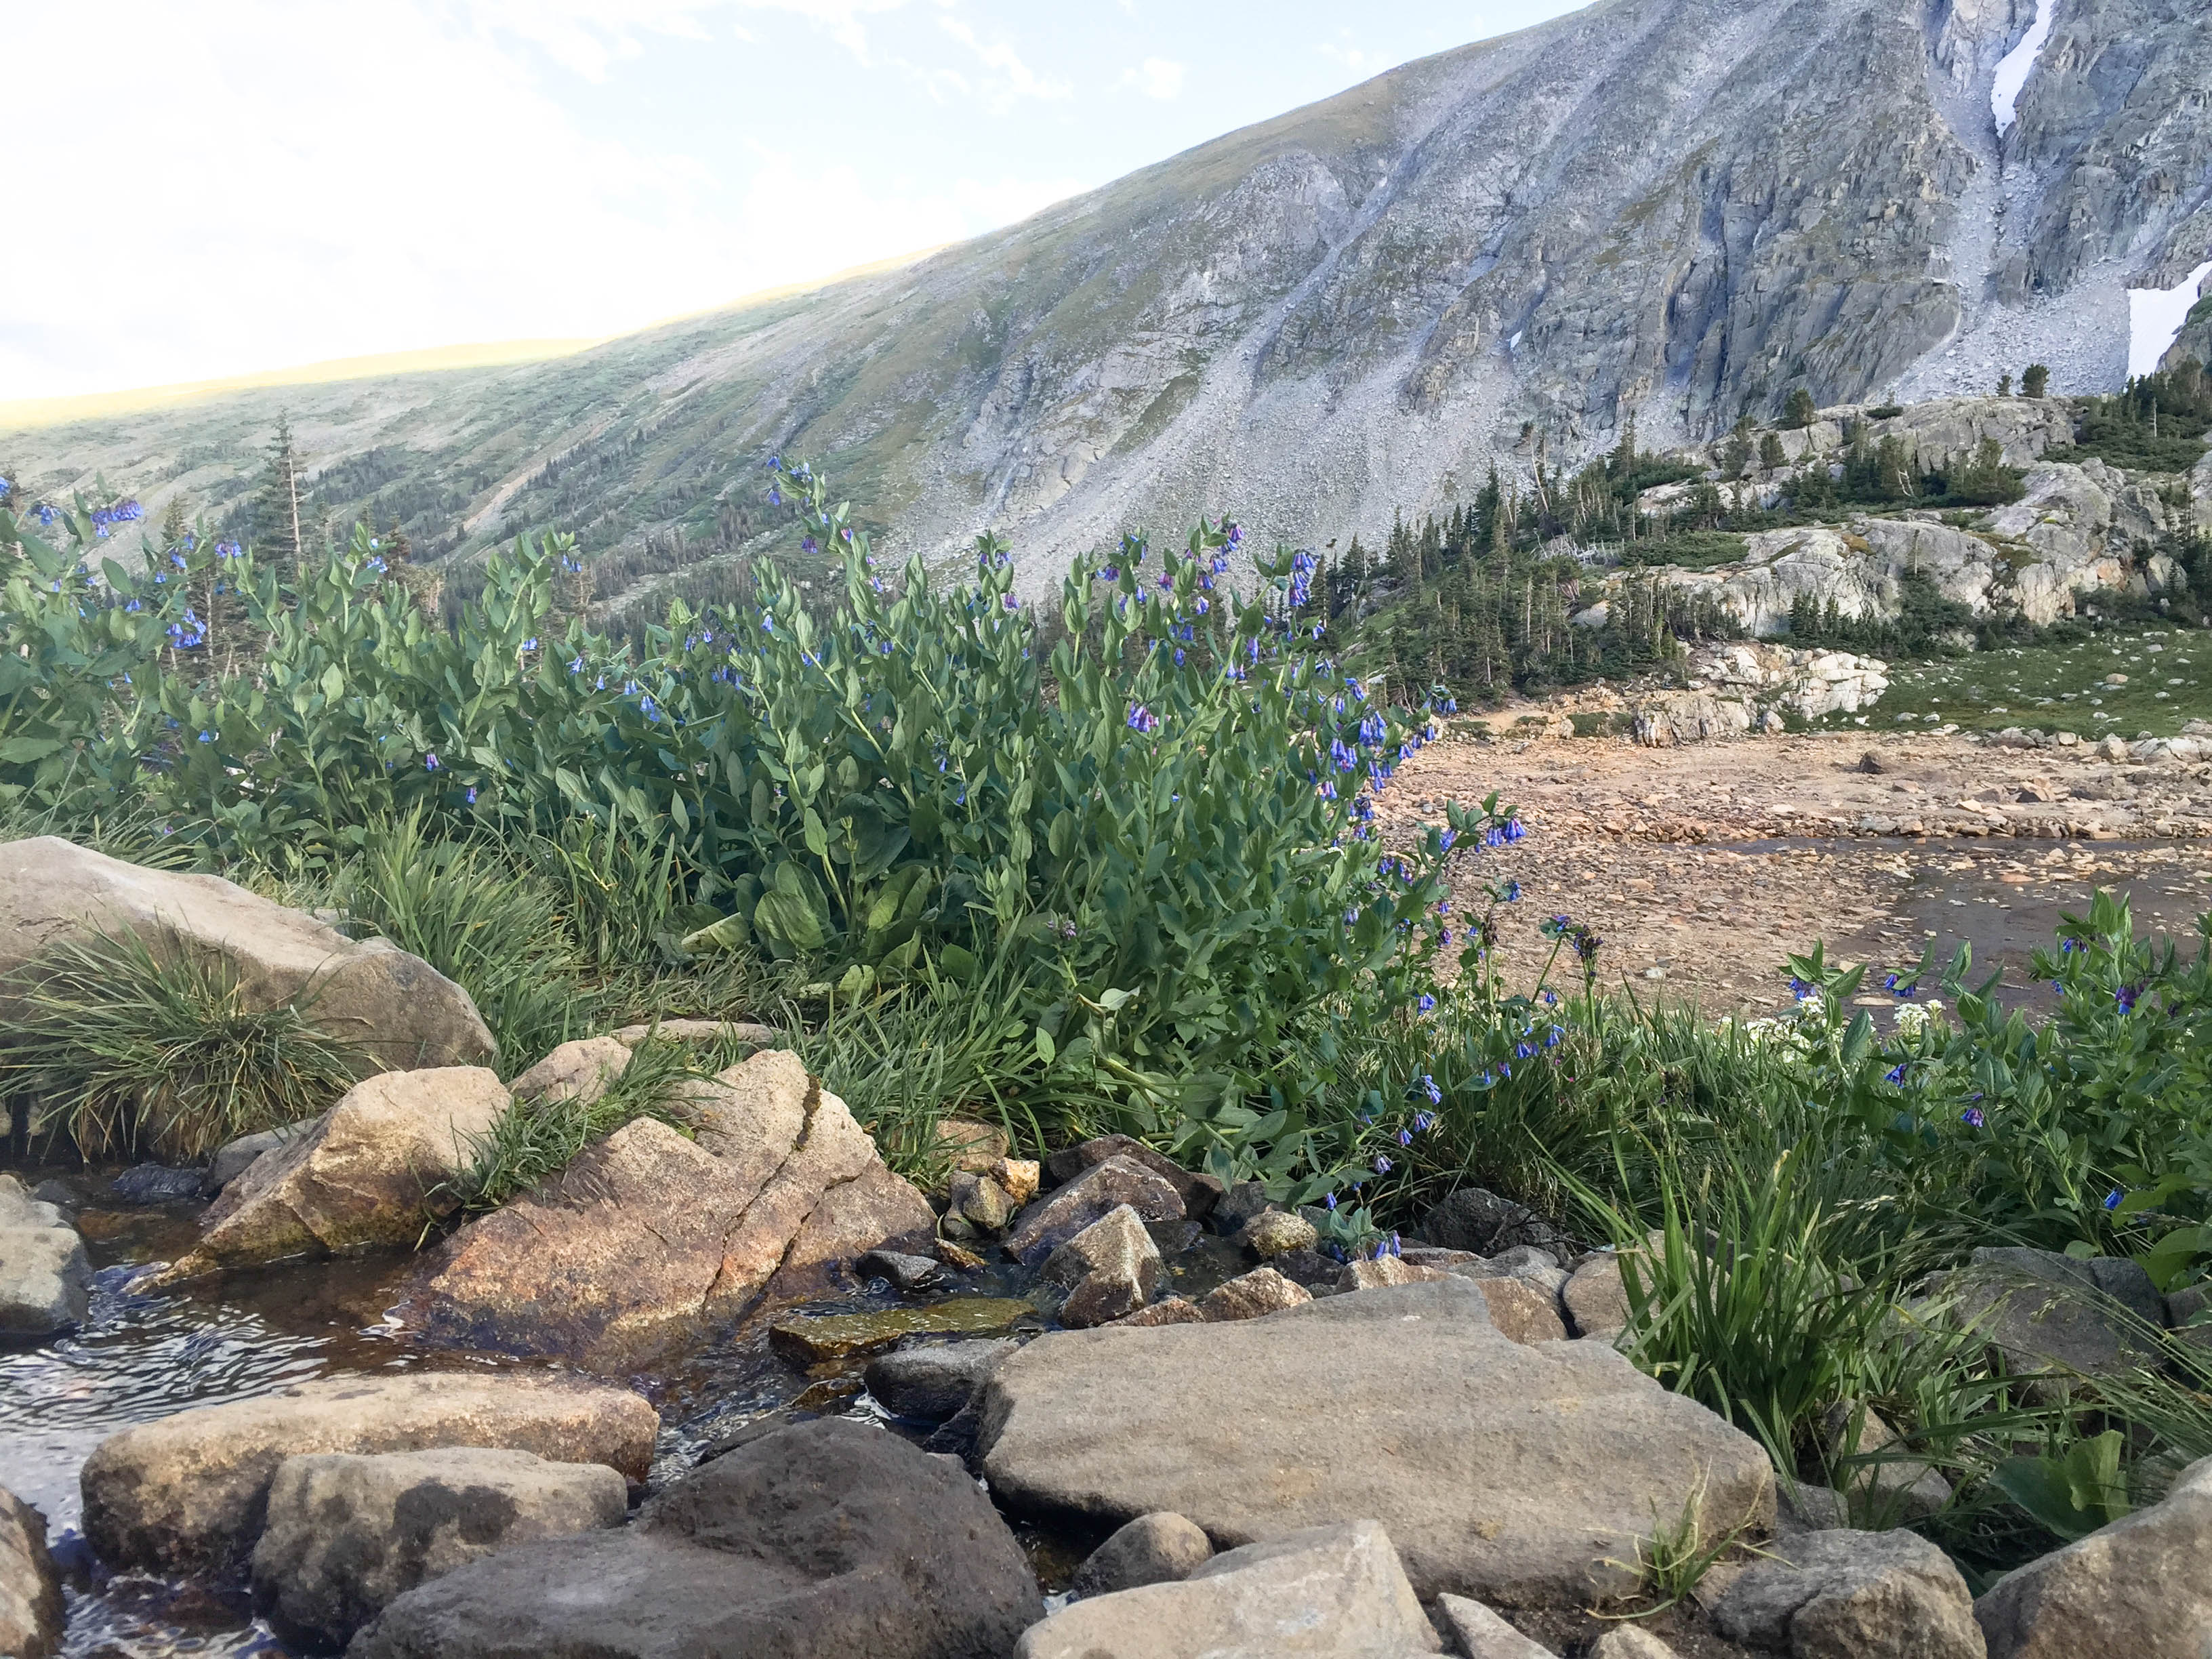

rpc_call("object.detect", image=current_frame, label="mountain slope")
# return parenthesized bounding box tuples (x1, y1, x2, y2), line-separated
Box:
(5, 0, 2207, 598)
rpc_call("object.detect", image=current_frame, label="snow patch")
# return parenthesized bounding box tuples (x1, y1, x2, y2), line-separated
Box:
(1992, 0, 2056, 134)
(2129, 261, 2212, 378)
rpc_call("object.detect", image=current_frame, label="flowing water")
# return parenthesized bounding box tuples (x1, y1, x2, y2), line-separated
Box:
(0, 1175, 1248, 1656)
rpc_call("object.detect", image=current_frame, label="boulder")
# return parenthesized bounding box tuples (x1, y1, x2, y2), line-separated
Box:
(1418, 1188, 1571, 1258)
(1563, 1254, 1631, 1340)
(1975, 1453, 2212, 1658)
(0, 836, 495, 1075)
(1434, 1595, 1557, 1658)
(1017, 1520, 1441, 1658)
(857, 1248, 949, 1293)
(79, 1370, 656, 1576)
(350, 1418, 1042, 1659)
(1197, 1266, 1311, 1321)
(108, 1163, 207, 1205)
(946, 1169, 1019, 1232)
(1210, 1180, 1273, 1235)
(0, 1483, 63, 1659)
(1044, 1135, 1222, 1222)
(403, 1050, 933, 1367)
(1711, 1528, 1984, 1658)
(508, 1036, 632, 1106)
(977, 1277, 1775, 1605)
(157, 1067, 511, 1280)
(1004, 1155, 1185, 1267)
(251, 1448, 629, 1651)
(1942, 1248, 2164, 1389)
(1070, 1511, 1215, 1597)
(865, 1339, 1019, 1424)
(1042, 1205, 1165, 1327)
(1465, 1275, 1570, 1345)
(1821, 1404, 1953, 1523)
(205, 1119, 318, 1195)
(0, 1174, 89, 1338)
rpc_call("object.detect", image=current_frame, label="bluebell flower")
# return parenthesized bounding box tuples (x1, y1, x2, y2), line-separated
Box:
(1421, 1073, 1441, 1104)
(1961, 1106, 1984, 1128)
(1418, 994, 1436, 1013)
(1884, 1063, 1907, 1084)
(2116, 985, 2138, 1014)
(466, 787, 478, 804)
(2104, 1189, 2123, 1211)
(1374, 1154, 1393, 1174)
(424, 753, 441, 771)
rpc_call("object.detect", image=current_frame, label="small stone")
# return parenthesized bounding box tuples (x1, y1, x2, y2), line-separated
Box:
(1591, 1628, 1679, 1658)
(1043, 1135, 1221, 1223)
(509, 1036, 632, 1107)
(1338, 1254, 1452, 1292)
(1563, 1254, 1631, 1340)
(935, 1238, 988, 1271)
(1235, 1209, 1319, 1259)
(1713, 1528, 1982, 1658)
(108, 1164, 207, 1206)
(864, 1338, 1017, 1423)
(991, 1158, 1042, 1206)
(1858, 751, 1886, 774)
(936, 1118, 1012, 1172)
(1435, 1594, 1558, 1657)
(1467, 1275, 1569, 1345)
(1044, 1206, 1166, 1328)
(855, 1248, 948, 1292)
(949, 1170, 1018, 1232)
(1070, 1511, 1214, 1597)
(1113, 1296, 1205, 1327)
(0, 1175, 91, 1338)
(766, 1298, 1033, 1364)
(1489, 1245, 1561, 1273)
(1196, 1266, 1311, 1322)
(1004, 1156, 1185, 1266)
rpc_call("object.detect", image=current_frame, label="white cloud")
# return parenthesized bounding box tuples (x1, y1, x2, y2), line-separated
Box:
(935, 14, 1072, 110)
(1318, 37, 1376, 73)
(1124, 56, 1187, 100)
(0, 0, 1068, 399)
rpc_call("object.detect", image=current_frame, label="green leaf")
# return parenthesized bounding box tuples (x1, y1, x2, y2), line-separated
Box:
(1034, 1026, 1057, 1065)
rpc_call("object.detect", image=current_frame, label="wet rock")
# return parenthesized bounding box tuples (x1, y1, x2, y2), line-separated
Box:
(1563, 1254, 1631, 1340)
(350, 1418, 1042, 1659)
(1236, 1208, 1318, 1259)
(205, 1120, 318, 1195)
(250, 1448, 628, 1651)
(79, 1371, 656, 1576)
(405, 1050, 934, 1368)
(108, 1164, 207, 1206)
(1417, 1188, 1570, 1258)
(1044, 1135, 1221, 1223)
(977, 1277, 1775, 1605)
(158, 1067, 512, 1280)
(947, 1170, 1018, 1232)
(934, 1118, 1012, 1172)
(0, 836, 495, 1077)
(1338, 1255, 1452, 1292)
(865, 1339, 1018, 1424)
(1941, 1248, 2165, 1390)
(857, 1248, 949, 1292)
(1711, 1528, 1984, 1658)
(0, 1483, 63, 1659)
(1435, 1595, 1557, 1658)
(509, 1036, 631, 1106)
(768, 1299, 1032, 1364)
(1975, 1452, 2212, 1659)
(1112, 1296, 1205, 1327)
(990, 1158, 1041, 1206)
(611, 1019, 775, 1048)
(934, 1238, 988, 1271)
(1043, 1206, 1165, 1328)
(1196, 1265, 1311, 1321)
(1069, 1511, 1214, 1597)
(1004, 1155, 1185, 1267)
(0, 1174, 90, 1338)
(1017, 1520, 1440, 1658)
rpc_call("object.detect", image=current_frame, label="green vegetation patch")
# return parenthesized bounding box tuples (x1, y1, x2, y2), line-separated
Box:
(1841, 627, 2212, 738)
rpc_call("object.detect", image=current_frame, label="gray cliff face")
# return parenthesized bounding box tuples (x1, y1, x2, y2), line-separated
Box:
(4, 0, 2207, 591)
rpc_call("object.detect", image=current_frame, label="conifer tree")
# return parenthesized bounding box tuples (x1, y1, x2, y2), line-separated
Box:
(2022, 364, 2050, 398)
(1759, 432, 1787, 471)
(1782, 388, 1818, 429)
(253, 415, 312, 573)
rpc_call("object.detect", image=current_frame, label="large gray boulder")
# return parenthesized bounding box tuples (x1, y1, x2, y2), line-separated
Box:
(977, 1277, 1774, 1605)
(79, 1371, 657, 1576)
(1975, 1454, 2212, 1658)
(0, 1483, 63, 1659)
(157, 1067, 511, 1281)
(350, 1417, 1042, 1659)
(0, 836, 495, 1075)
(402, 1050, 934, 1368)
(1017, 1520, 1441, 1658)
(1041, 1204, 1164, 1327)
(251, 1448, 628, 1652)
(1004, 1155, 1185, 1266)
(0, 1174, 89, 1338)
(1709, 1528, 1984, 1658)
(1941, 1248, 2164, 1391)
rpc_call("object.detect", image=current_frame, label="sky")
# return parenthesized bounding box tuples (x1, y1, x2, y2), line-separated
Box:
(4, 0, 1588, 401)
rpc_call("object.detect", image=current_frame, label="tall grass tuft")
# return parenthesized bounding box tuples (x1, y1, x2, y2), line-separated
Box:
(451, 1035, 701, 1211)
(2, 933, 364, 1162)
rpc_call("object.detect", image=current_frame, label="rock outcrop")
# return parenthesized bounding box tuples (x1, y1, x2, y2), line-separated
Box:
(403, 1049, 933, 1367)
(79, 1372, 656, 1575)
(349, 1418, 1042, 1659)
(0, 837, 494, 1076)
(160, 1068, 511, 1279)
(0, 1174, 89, 1338)
(251, 1448, 629, 1651)
(977, 1277, 1774, 1605)
(0, 1484, 64, 1659)
(1018, 1520, 1441, 1659)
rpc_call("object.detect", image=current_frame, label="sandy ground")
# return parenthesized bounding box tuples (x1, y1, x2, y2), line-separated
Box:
(1383, 730, 2212, 1015)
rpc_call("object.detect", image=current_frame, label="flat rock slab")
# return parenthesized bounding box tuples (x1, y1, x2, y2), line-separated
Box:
(768, 1299, 1034, 1364)
(350, 1417, 1041, 1659)
(79, 1372, 657, 1576)
(0, 836, 494, 1075)
(977, 1278, 1774, 1606)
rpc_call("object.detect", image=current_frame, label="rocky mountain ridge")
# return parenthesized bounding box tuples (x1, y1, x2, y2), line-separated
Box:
(3, 0, 2207, 600)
